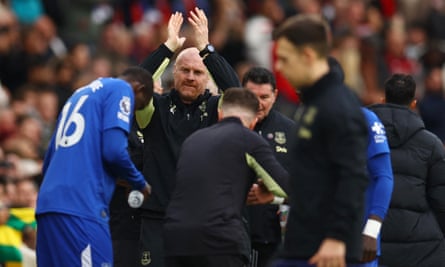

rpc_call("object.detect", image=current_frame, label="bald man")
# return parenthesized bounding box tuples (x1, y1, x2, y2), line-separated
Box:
(109, 9, 241, 267)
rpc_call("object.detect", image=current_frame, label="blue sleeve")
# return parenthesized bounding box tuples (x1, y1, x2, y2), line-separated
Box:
(367, 152, 394, 220)
(42, 134, 56, 176)
(362, 107, 389, 157)
(102, 127, 147, 190)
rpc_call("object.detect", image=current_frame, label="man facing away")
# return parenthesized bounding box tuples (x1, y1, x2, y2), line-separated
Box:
(242, 67, 295, 267)
(163, 87, 289, 267)
(36, 66, 153, 267)
(369, 73, 445, 267)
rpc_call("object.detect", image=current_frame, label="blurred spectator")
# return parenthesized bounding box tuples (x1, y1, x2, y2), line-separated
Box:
(244, 0, 285, 69)
(0, 199, 23, 266)
(424, 0, 445, 44)
(406, 22, 428, 62)
(53, 57, 77, 111)
(0, 81, 10, 109)
(12, 179, 38, 209)
(419, 66, 445, 144)
(66, 42, 91, 74)
(10, 0, 44, 25)
(20, 224, 37, 267)
(0, 108, 17, 143)
(209, 0, 247, 67)
(331, 30, 364, 97)
(33, 15, 67, 59)
(131, 20, 163, 63)
(35, 88, 58, 150)
(383, 16, 420, 75)
(0, 4, 24, 93)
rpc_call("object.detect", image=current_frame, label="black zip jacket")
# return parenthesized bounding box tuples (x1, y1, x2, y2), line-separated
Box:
(281, 70, 369, 262)
(369, 103, 445, 267)
(248, 109, 295, 245)
(164, 117, 289, 260)
(138, 44, 240, 215)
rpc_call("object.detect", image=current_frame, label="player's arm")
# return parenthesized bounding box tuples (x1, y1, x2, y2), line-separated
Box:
(188, 7, 241, 92)
(103, 127, 151, 197)
(362, 152, 393, 262)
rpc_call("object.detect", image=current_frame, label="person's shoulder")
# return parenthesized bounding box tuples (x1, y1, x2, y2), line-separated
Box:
(418, 128, 445, 149)
(361, 107, 381, 125)
(270, 109, 295, 126)
(98, 77, 132, 93)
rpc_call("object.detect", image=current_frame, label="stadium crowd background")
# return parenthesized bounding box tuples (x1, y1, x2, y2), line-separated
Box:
(1, 0, 445, 265)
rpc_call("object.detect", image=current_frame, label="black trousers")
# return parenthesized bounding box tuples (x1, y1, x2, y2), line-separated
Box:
(250, 242, 280, 267)
(166, 254, 247, 267)
(139, 217, 165, 267)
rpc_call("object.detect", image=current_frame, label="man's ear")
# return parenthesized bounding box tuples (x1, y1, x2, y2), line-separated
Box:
(249, 117, 258, 130)
(218, 109, 223, 121)
(410, 99, 417, 110)
(381, 97, 386, 103)
(302, 45, 317, 64)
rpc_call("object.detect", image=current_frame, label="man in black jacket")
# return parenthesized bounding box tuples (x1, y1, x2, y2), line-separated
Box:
(242, 67, 295, 267)
(369, 74, 445, 267)
(110, 8, 241, 267)
(164, 87, 289, 267)
(272, 14, 369, 267)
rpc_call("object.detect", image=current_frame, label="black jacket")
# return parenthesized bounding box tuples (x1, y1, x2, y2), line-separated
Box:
(139, 44, 240, 215)
(163, 117, 289, 260)
(247, 109, 295, 245)
(369, 103, 445, 267)
(282, 70, 369, 262)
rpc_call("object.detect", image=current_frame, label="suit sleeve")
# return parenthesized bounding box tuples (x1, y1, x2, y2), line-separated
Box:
(246, 137, 289, 198)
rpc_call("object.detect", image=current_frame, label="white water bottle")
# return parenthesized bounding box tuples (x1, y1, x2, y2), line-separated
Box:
(128, 190, 144, 208)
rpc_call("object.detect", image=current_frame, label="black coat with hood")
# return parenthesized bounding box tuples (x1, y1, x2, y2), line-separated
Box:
(369, 103, 445, 267)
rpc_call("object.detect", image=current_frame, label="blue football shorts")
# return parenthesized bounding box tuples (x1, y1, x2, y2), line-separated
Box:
(36, 213, 112, 267)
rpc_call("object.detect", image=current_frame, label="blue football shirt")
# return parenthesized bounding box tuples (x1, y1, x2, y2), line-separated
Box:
(362, 107, 394, 256)
(36, 77, 134, 223)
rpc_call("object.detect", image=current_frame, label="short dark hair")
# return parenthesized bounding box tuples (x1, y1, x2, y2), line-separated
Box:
(384, 74, 416, 106)
(221, 87, 259, 114)
(242, 67, 276, 90)
(273, 14, 330, 58)
(120, 66, 154, 98)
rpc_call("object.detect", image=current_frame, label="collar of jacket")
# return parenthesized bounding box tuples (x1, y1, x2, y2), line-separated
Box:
(220, 116, 243, 125)
(299, 71, 340, 103)
(254, 109, 276, 132)
(169, 88, 212, 109)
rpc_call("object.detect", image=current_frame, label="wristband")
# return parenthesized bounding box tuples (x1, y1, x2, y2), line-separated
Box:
(271, 196, 285, 205)
(362, 219, 382, 239)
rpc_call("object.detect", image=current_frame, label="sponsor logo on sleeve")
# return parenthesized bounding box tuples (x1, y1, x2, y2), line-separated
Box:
(371, 121, 386, 143)
(117, 96, 131, 123)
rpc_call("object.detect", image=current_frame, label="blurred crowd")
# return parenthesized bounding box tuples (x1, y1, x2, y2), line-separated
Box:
(2, 0, 445, 265)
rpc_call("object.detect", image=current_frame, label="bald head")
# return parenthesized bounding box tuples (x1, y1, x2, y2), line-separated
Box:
(173, 47, 210, 104)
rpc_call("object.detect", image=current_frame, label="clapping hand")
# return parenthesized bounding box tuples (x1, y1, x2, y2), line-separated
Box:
(188, 7, 210, 51)
(164, 11, 186, 52)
